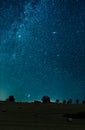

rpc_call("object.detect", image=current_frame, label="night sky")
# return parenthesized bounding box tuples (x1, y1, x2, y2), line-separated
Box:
(0, 0, 85, 102)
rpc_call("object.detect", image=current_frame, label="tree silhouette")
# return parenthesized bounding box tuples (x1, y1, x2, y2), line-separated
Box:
(6, 95, 15, 102)
(76, 99, 79, 104)
(67, 98, 72, 104)
(63, 100, 66, 104)
(56, 99, 59, 104)
(82, 100, 85, 104)
(41, 96, 50, 103)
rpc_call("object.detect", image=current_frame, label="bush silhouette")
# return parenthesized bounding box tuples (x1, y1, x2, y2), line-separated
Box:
(41, 96, 50, 103)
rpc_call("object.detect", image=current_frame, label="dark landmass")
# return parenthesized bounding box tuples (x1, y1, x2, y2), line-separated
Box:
(64, 111, 85, 120)
(0, 101, 85, 130)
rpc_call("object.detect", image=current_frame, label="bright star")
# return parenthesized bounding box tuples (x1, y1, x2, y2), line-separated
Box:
(18, 34, 22, 38)
(52, 31, 57, 35)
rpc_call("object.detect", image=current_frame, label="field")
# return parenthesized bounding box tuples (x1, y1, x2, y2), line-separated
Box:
(0, 102, 85, 130)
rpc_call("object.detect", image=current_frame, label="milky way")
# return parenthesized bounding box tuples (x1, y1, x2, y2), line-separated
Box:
(0, 0, 85, 102)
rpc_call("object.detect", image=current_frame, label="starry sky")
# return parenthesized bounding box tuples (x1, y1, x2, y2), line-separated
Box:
(0, 0, 85, 102)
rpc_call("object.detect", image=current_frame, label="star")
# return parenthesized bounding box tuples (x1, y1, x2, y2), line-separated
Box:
(17, 34, 22, 38)
(27, 94, 31, 98)
(52, 31, 57, 35)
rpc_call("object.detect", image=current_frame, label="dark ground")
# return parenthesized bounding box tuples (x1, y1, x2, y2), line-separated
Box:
(0, 101, 85, 130)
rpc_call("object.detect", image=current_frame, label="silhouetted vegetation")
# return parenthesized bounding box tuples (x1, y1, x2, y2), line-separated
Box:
(67, 98, 72, 104)
(1, 95, 84, 104)
(56, 99, 59, 104)
(41, 96, 50, 103)
(6, 95, 15, 102)
(63, 100, 66, 104)
(34, 100, 41, 103)
(76, 99, 79, 104)
(82, 100, 85, 104)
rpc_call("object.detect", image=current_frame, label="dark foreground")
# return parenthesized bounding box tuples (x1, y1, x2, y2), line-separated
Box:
(0, 102, 85, 130)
